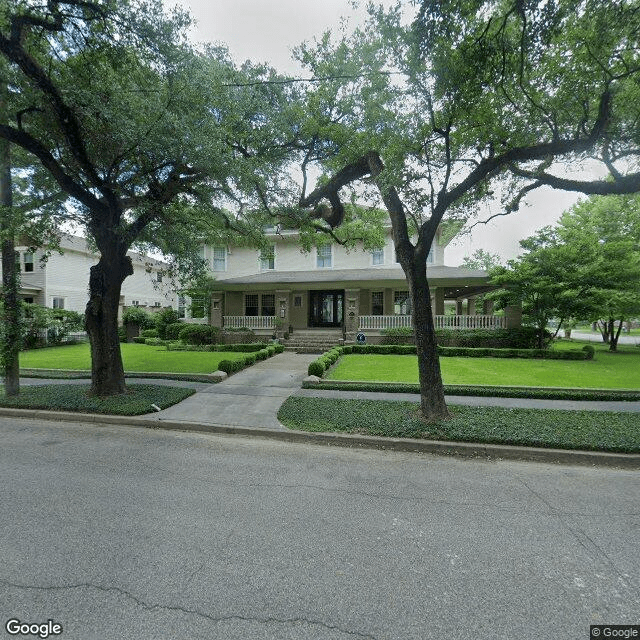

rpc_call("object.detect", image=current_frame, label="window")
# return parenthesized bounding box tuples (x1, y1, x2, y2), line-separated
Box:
(427, 245, 434, 264)
(394, 291, 411, 315)
(132, 300, 140, 307)
(191, 298, 206, 319)
(156, 273, 163, 283)
(23, 252, 34, 272)
(52, 297, 65, 310)
(261, 294, 275, 316)
(316, 244, 332, 268)
(372, 291, 384, 315)
(294, 295, 302, 308)
(153, 301, 161, 307)
(212, 246, 226, 271)
(245, 294, 259, 316)
(371, 247, 384, 266)
(260, 246, 275, 271)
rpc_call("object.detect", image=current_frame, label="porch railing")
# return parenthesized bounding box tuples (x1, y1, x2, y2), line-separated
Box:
(359, 315, 504, 331)
(223, 315, 276, 330)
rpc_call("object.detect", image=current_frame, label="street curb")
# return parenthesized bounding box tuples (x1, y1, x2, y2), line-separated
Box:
(0, 407, 639, 469)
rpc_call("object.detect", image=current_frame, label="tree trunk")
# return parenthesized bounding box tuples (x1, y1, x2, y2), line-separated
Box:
(609, 318, 623, 352)
(85, 252, 132, 395)
(406, 261, 449, 422)
(0, 125, 19, 396)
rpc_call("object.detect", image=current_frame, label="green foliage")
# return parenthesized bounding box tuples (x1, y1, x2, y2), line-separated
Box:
(20, 303, 84, 348)
(278, 398, 640, 453)
(0, 384, 195, 415)
(140, 329, 159, 338)
(155, 308, 180, 339)
(122, 307, 155, 329)
(178, 324, 221, 345)
(164, 322, 185, 341)
(303, 381, 640, 402)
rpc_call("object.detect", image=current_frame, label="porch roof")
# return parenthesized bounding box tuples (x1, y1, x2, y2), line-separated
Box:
(215, 266, 494, 298)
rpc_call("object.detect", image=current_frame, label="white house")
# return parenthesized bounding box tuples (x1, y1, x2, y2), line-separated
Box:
(13, 234, 178, 317)
(197, 223, 515, 340)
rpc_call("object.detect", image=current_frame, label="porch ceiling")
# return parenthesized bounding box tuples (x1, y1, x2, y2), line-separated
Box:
(215, 266, 492, 292)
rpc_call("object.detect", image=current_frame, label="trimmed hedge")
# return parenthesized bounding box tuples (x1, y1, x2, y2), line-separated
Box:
(165, 342, 268, 352)
(380, 326, 550, 349)
(178, 324, 221, 345)
(302, 380, 640, 402)
(140, 328, 159, 338)
(344, 344, 594, 360)
(164, 322, 185, 340)
(218, 343, 284, 375)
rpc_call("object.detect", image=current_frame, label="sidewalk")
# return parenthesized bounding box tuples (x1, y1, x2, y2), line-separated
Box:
(7, 352, 640, 467)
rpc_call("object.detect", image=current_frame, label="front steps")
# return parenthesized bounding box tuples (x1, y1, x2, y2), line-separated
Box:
(281, 330, 345, 354)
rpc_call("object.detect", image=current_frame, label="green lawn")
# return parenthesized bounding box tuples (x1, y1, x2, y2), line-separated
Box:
(278, 397, 640, 453)
(325, 341, 640, 389)
(19, 343, 246, 374)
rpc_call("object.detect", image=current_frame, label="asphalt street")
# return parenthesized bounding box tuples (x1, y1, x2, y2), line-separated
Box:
(0, 416, 638, 640)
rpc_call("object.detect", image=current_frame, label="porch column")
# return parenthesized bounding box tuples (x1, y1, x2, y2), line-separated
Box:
(504, 304, 522, 329)
(434, 287, 445, 316)
(483, 298, 494, 314)
(466, 296, 477, 315)
(456, 299, 464, 315)
(210, 291, 223, 328)
(345, 288, 360, 341)
(276, 289, 291, 337)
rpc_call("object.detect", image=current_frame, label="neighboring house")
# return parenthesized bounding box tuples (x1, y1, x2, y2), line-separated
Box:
(196, 223, 518, 340)
(11, 234, 177, 318)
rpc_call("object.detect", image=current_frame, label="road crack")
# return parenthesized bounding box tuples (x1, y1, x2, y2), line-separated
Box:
(0, 578, 377, 638)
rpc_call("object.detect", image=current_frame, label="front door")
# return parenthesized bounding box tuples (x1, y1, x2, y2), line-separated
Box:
(309, 290, 344, 328)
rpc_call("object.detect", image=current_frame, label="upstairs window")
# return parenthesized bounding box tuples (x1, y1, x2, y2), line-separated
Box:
(260, 246, 275, 271)
(316, 244, 332, 268)
(212, 247, 226, 271)
(23, 252, 34, 272)
(52, 297, 65, 310)
(371, 247, 384, 266)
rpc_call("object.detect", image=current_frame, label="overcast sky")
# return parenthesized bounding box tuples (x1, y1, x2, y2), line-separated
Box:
(177, 0, 586, 265)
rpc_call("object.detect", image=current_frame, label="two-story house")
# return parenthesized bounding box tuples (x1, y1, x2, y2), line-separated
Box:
(14, 234, 178, 317)
(198, 223, 514, 340)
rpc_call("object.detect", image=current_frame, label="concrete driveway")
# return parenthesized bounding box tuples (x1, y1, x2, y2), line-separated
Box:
(147, 352, 317, 429)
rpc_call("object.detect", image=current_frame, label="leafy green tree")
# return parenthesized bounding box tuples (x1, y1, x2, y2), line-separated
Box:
(289, 0, 640, 421)
(0, 1, 293, 395)
(460, 249, 503, 272)
(555, 195, 640, 350)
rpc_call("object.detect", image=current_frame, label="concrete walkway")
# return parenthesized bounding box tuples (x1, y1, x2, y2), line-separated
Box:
(13, 352, 640, 431)
(144, 352, 318, 429)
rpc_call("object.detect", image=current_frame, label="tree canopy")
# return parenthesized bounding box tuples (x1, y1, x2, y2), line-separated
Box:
(491, 194, 640, 350)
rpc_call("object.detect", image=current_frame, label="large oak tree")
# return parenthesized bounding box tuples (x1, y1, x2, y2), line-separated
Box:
(291, 0, 640, 421)
(0, 0, 293, 395)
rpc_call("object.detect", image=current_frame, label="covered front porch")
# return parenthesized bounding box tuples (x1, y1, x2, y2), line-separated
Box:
(210, 266, 518, 339)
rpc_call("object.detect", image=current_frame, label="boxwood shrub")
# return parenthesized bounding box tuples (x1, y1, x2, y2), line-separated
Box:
(178, 324, 221, 345)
